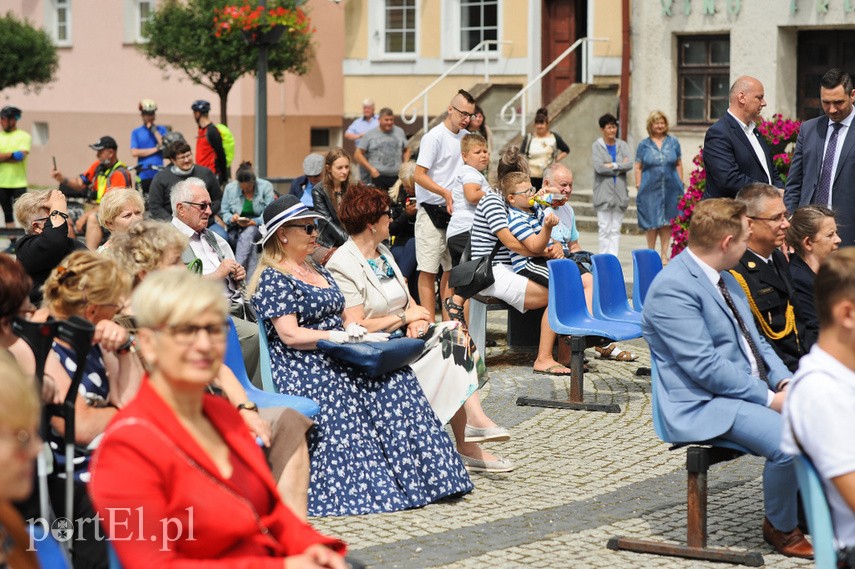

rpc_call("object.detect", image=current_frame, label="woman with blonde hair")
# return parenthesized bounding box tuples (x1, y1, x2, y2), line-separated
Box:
(42, 250, 140, 565)
(0, 351, 40, 569)
(634, 110, 684, 263)
(97, 187, 144, 251)
(311, 147, 353, 251)
(90, 269, 348, 567)
(249, 195, 473, 516)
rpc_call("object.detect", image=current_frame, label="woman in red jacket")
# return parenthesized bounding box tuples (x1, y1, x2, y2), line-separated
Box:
(89, 268, 348, 568)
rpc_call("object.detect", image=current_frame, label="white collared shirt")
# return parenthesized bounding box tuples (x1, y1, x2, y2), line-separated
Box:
(820, 106, 855, 206)
(686, 248, 775, 405)
(171, 217, 241, 301)
(728, 110, 772, 184)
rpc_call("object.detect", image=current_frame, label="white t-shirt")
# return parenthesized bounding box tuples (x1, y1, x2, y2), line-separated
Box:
(781, 345, 855, 548)
(415, 123, 467, 206)
(447, 164, 490, 238)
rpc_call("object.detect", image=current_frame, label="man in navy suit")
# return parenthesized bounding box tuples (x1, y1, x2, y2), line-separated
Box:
(642, 198, 813, 559)
(703, 76, 785, 199)
(784, 68, 855, 247)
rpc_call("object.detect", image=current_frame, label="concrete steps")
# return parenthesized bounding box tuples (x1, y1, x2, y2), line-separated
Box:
(568, 188, 643, 235)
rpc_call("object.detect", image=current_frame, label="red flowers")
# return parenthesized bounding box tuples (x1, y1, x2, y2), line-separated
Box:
(213, 3, 310, 38)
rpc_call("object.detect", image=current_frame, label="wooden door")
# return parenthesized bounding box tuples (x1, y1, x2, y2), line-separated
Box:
(541, 0, 584, 106)
(797, 30, 855, 121)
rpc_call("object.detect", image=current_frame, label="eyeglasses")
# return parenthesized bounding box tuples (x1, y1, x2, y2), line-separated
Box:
(382, 209, 394, 218)
(284, 223, 317, 235)
(158, 322, 229, 344)
(182, 201, 213, 212)
(450, 105, 477, 120)
(32, 215, 50, 226)
(1, 428, 41, 455)
(749, 212, 788, 225)
(510, 187, 537, 196)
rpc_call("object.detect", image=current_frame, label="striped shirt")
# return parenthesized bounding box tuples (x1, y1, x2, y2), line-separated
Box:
(470, 190, 513, 265)
(508, 206, 546, 273)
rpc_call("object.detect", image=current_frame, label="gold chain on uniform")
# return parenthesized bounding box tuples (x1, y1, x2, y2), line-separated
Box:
(728, 270, 798, 341)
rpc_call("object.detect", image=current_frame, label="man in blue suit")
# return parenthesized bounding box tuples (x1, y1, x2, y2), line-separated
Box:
(642, 198, 813, 559)
(784, 68, 855, 247)
(702, 76, 785, 199)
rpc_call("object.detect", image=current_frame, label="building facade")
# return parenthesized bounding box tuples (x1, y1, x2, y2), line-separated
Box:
(0, 0, 345, 186)
(630, 0, 855, 164)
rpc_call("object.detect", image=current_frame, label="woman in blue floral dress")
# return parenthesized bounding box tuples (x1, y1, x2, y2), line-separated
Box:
(249, 195, 473, 517)
(634, 111, 685, 263)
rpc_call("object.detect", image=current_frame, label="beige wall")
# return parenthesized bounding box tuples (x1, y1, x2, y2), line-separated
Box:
(630, 1, 855, 159)
(1, 0, 344, 184)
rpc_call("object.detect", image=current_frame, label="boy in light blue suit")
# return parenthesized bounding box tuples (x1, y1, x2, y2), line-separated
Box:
(641, 198, 813, 559)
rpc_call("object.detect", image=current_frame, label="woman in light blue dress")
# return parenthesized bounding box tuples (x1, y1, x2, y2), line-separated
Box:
(634, 111, 684, 263)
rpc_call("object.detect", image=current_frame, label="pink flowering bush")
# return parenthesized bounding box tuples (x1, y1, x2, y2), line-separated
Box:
(669, 115, 800, 257)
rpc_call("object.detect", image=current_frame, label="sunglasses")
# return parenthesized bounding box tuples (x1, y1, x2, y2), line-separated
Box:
(182, 201, 213, 211)
(284, 223, 317, 235)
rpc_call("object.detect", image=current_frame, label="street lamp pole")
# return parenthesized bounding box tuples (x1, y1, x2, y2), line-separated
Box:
(255, 0, 268, 177)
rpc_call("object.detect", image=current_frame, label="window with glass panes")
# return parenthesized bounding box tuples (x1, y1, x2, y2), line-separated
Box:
(677, 35, 730, 124)
(460, 0, 498, 52)
(137, 0, 154, 41)
(385, 0, 416, 54)
(55, 0, 71, 44)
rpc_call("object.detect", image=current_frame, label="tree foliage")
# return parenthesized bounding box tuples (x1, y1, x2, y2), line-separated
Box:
(0, 12, 59, 93)
(140, 0, 314, 125)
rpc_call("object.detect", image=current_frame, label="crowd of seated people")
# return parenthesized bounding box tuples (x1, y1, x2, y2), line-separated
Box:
(8, 92, 855, 569)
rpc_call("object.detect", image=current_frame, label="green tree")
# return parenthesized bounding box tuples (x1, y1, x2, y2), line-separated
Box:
(140, 0, 313, 125)
(0, 12, 59, 93)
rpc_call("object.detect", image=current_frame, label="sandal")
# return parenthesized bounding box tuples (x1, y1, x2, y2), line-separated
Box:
(594, 343, 639, 362)
(444, 296, 466, 324)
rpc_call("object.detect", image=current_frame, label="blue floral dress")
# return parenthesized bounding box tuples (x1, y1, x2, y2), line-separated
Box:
(635, 135, 684, 230)
(251, 266, 473, 517)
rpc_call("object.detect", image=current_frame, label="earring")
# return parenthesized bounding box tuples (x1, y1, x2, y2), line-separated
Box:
(281, 237, 288, 244)
(371, 227, 376, 234)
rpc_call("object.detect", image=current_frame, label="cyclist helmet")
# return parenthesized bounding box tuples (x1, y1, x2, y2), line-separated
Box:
(0, 106, 22, 120)
(190, 100, 211, 113)
(139, 99, 157, 113)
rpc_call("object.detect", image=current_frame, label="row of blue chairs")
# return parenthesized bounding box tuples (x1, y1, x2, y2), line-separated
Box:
(517, 249, 662, 413)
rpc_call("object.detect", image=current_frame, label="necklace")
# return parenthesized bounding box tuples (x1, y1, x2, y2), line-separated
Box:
(284, 259, 322, 286)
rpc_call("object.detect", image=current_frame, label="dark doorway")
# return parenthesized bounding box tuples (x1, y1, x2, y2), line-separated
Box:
(797, 30, 855, 121)
(541, 0, 587, 106)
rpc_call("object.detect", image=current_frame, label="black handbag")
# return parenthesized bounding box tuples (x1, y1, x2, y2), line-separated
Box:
(421, 202, 452, 230)
(316, 337, 425, 378)
(448, 241, 502, 300)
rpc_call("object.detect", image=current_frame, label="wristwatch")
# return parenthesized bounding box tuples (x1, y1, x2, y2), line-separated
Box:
(237, 401, 259, 413)
(50, 210, 69, 220)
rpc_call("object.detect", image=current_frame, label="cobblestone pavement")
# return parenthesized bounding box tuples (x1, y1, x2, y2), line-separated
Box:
(312, 334, 814, 569)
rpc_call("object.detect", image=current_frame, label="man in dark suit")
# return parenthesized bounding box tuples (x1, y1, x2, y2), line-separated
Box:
(703, 76, 785, 199)
(784, 68, 855, 247)
(733, 183, 806, 372)
(643, 198, 812, 559)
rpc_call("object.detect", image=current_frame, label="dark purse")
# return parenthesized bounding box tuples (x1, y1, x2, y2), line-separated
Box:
(316, 337, 425, 378)
(448, 240, 502, 300)
(421, 202, 452, 230)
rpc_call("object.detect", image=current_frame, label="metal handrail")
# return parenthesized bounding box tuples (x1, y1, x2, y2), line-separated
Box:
(400, 39, 512, 132)
(500, 37, 608, 136)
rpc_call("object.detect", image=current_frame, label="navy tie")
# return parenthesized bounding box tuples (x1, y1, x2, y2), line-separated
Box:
(717, 277, 768, 383)
(813, 122, 843, 206)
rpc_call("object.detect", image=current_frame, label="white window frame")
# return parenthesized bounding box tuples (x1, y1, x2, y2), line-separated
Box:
(124, 0, 156, 44)
(368, 0, 419, 62)
(45, 0, 72, 47)
(441, 0, 501, 60)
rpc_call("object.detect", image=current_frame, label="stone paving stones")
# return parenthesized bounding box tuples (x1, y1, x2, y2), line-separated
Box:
(312, 337, 813, 569)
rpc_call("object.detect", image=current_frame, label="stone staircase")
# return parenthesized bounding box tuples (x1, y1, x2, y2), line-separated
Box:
(569, 187, 643, 235)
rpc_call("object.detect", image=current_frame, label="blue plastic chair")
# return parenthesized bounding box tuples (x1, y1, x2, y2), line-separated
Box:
(631, 249, 663, 311)
(792, 454, 837, 569)
(28, 524, 71, 568)
(592, 253, 642, 324)
(517, 260, 642, 413)
(225, 318, 320, 418)
(608, 358, 763, 566)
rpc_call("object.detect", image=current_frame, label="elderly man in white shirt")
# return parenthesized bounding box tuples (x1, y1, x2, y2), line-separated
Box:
(170, 177, 259, 380)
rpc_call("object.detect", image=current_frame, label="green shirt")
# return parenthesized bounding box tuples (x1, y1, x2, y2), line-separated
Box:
(0, 129, 31, 188)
